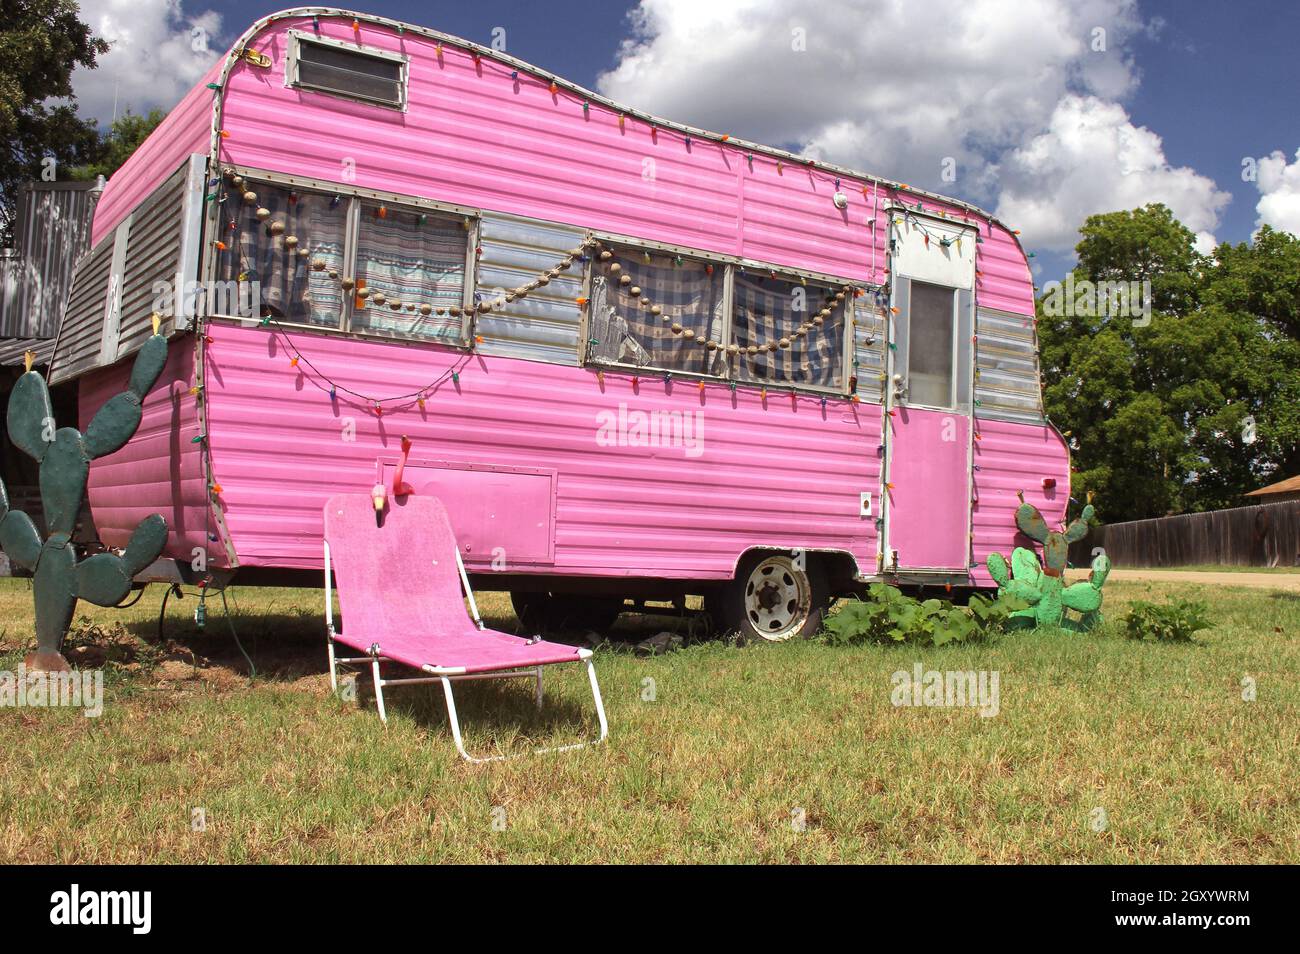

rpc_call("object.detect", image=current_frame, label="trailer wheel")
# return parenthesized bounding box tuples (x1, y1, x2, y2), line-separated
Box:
(510, 591, 624, 633)
(711, 552, 828, 642)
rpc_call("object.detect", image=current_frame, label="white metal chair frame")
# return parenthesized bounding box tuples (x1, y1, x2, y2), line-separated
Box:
(324, 540, 609, 763)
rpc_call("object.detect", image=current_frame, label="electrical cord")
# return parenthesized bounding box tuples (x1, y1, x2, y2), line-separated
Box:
(220, 586, 256, 681)
(113, 586, 148, 609)
(154, 581, 256, 681)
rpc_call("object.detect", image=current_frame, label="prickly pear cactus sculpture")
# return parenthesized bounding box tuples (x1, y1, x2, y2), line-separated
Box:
(0, 334, 169, 671)
(986, 500, 1111, 630)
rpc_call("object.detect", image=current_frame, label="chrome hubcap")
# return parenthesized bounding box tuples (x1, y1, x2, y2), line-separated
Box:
(744, 556, 811, 641)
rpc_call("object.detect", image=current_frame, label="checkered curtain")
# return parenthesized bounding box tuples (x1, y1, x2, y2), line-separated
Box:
(223, 184, 347, 327)
(351, 202, 465, 340)
(731, 273, 844, 388)
(588, 248, 724, 374)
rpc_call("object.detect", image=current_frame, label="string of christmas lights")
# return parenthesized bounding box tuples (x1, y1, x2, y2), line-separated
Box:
(262, 317, 471, 415)
(208, 15, 919, 222)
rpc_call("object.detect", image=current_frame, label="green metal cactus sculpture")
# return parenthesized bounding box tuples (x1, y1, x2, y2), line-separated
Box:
(0, 333, 169, 671)
(986, 499, 1111, 630)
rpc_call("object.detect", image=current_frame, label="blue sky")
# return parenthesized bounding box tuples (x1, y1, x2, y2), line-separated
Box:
(1125, 0, 1300, 259)
(70, 0, 1300, 284)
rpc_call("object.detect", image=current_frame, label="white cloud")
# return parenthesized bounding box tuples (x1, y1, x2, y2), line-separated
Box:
(1193, 231, 1218, 255)
(597, 0, 1145, 200)
(596, 0, 1230, 256)
(1254, 149, 1300, 237)
(995, 95, 1230, 253)
(69, 0, 224, 126)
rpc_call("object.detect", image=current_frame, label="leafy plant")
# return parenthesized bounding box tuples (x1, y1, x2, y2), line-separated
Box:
(821, 584, 1027, 648)
(986, 500, 1110, 630)
(0, 0, 110, 246)
(1038, 205, 1300, 521)
(1121, 599, 1212, 643)
(0, 333, 169, 670)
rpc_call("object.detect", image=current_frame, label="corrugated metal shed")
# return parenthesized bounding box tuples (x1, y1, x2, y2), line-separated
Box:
(0, 337, 54, 367)
(0, 180, 102, 339)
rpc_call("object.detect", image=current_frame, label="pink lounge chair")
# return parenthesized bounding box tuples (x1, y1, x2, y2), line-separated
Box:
(323, 494, 608, 762)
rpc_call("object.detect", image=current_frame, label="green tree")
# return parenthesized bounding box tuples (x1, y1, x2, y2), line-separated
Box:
(66, 108, 166, 181)
(1038, 205, 1300, 522)
(0, 0, 109, 245)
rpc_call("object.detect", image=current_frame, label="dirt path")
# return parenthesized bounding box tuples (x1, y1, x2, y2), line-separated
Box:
(1108, 568, 1300, 591)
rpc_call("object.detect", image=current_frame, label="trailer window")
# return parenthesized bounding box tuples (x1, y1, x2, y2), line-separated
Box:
(907, 280, 957, 407)
(217, 182, 348, 328)
(350, 202, 469, 341)
(289, 34, 406, 109)
(730, 273, 846, 390)
(586, 245, 725, 375)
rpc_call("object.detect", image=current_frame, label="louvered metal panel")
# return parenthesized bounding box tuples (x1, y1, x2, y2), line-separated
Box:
(48, 236, 114, 383)
(0, 181, 102, 339)
(117, 165, 188, 356)
(473, 211, 587, 365)
(853, 296, 887, 405)
(974, 305, 1043, 423)
(50, 157, 206, 384)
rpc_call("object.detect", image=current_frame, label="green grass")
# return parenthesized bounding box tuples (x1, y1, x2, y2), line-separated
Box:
(0, 576, 1296, 863)
(1122, 564, 1300, 574)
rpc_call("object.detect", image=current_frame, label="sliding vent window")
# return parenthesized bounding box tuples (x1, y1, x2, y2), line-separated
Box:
(587, 246, 725, 375)
(730, 273, 847, 390)
(217, 181, 347, 327)
(350, 203, 468, 341)
(291, 35, 405, 108)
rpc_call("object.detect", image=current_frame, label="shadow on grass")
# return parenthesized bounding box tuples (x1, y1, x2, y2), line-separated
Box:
(112, 609, 331, 682)
(94, 599, 606, 749)
(342, 664, 598, 744)
(106, 590, 697, 685)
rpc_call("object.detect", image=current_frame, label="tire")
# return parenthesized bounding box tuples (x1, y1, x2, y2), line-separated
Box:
(510, 591, 624, 633)
(709, 552, 829, 643)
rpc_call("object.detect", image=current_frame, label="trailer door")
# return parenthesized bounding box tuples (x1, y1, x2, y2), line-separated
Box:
(882, 213, 975, 573)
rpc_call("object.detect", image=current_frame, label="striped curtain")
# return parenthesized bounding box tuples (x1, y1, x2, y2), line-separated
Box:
(351, 202, 465, 340)
(225, 183, 347, 327)
(731, 273, 844, 388)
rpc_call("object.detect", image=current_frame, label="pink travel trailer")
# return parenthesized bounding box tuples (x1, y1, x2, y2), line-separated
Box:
(50, 7, 1069, 643)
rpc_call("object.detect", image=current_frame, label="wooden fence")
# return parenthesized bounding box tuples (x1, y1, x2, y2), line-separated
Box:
(1068, 500, 1300, 568)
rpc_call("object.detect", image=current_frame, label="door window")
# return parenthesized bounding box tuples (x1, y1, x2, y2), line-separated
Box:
(907, 280, 956, 408)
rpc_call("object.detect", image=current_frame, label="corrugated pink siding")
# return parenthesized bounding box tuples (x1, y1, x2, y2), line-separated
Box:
(92, 11, 1031, 317)
(202, 321, 881, 575)
(976, 222, 1036, 316)
(212, 16, 1030, 288)
(883, 190, 1033, 316)
(740, 172, 886, 281)
(970, 417, 1071, 584)
(75, 12, 1052, 587)
(90, 59, 222, 248)
(81, 343, 211, 562)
